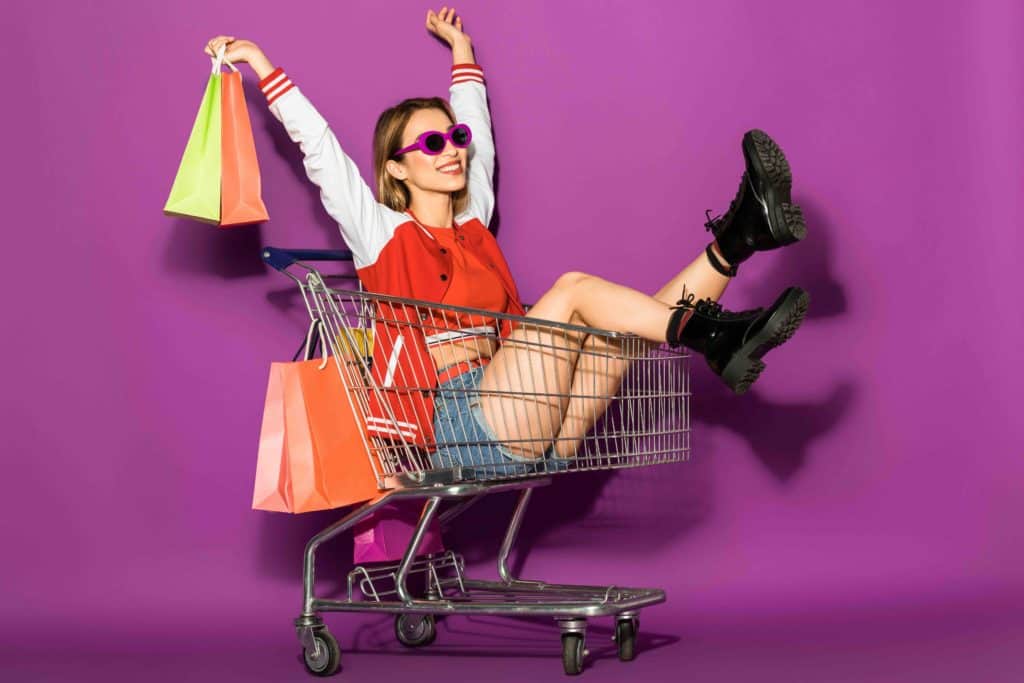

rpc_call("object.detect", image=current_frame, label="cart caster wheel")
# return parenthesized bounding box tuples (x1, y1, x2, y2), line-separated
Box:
(302, 628, 341, 677)
(615, 618, 638, 662)
(395, 613, 437, 647)
(561, 632, 585, 675)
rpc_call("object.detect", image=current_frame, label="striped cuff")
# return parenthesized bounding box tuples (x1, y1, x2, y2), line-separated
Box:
(259, 67, 295, 105)
(451, 63, 484, 86)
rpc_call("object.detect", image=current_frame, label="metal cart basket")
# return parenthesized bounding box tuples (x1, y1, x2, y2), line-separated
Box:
(263, 248, 692, 676)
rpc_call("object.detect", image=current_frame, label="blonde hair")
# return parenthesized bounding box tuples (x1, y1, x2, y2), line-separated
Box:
(373, 97, 469, 216)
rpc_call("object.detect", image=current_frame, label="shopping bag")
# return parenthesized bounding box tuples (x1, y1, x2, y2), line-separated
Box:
(253, 361, 290, 510)
(163, 54, 225, 223)
(353, 501, 445, 563)
(252, 322, 380, 513)
(219, 69, 269, 226)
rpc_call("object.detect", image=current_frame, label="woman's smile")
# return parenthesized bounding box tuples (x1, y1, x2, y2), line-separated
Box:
(437, 160, 463, 175)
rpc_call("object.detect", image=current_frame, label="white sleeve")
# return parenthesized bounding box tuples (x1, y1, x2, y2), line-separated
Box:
(260, 69, 404, 268)
(448, 64, 495, 228)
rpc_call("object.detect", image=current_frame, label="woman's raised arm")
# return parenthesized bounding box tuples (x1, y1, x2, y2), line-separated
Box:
(204, 37, 402, 268)
(425, 10, 496, 228)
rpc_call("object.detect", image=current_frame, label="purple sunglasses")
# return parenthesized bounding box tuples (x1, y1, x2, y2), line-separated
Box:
(392, 123, 472, 158)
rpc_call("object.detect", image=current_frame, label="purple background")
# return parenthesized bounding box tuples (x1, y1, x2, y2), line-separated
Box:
(3, 0, 1022, 679)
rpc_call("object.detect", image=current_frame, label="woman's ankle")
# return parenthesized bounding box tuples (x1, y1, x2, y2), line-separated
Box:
(706, 241, 737, 277)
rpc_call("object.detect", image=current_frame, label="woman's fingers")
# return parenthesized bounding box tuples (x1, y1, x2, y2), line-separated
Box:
(204, 35, 236, 57)
(426, 7, 465, 39)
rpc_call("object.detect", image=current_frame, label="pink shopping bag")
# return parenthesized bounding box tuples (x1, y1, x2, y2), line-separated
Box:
(353, 501, 445, 563)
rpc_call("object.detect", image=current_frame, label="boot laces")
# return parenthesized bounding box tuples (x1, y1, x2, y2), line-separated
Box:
(671, 285, 697, 310)
(704, 172, 747, 232)
(703, 209, 720, 232)
(672, 286, 761, 321)
(696, 298, 763, 321)
(697, 299, 724, 316)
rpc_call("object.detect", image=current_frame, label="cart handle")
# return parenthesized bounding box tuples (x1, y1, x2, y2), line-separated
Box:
(262, 247, 353, 272)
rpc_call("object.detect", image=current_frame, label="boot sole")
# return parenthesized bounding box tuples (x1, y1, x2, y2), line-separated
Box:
(721, 287, 810, 395)
(743, 130, 808, 245)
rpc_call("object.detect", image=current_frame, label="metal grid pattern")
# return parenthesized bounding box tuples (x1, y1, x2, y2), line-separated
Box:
(303, 270, 691, 488)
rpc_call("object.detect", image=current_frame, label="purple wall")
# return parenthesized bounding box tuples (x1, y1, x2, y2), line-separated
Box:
(3, 0, 1022, 679)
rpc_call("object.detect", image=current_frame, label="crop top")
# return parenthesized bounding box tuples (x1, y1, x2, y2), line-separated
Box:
(420, 220, 509, 349)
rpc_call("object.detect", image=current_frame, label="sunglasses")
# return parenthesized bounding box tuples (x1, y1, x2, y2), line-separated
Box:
(392, 123, 472, 158)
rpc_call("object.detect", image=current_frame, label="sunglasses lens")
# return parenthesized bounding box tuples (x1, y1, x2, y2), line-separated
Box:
(451, 125, 469, 147)
(424, 133, 446, 153)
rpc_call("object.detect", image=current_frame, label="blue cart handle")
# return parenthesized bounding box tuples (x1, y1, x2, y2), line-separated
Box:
(262, 247, 354, 272)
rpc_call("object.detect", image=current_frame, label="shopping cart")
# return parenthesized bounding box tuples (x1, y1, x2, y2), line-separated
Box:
(263, 247, 692, 676)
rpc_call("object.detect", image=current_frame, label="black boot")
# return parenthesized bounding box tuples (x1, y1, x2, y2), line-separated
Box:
(704, 130, 807, 272)
(666, 287, 810, 394)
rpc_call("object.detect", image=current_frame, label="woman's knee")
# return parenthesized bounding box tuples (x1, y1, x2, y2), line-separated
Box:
(524, 271, 592, 330)
(553, 271, 591, 291)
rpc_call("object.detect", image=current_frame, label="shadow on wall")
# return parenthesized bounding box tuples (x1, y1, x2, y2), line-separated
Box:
(481, 386, 854, 576)
(256, 507, 358, 590)
(162, 83, 352, 282)
(690, 373, 856, 481)
(163, 218, 267, 278)
(464, 201, 857, 569)
(249, 117, 856, 583)
(251, 255, 856, 588)
(251, 368, 854, 588)
(745, 199, 847, 321)
(694, 196, 855, 479)
(257, 85, 364, 241)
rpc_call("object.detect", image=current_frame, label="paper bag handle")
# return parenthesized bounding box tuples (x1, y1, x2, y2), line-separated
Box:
(294, 318, 330, 370)
(210, 43, 241, 75)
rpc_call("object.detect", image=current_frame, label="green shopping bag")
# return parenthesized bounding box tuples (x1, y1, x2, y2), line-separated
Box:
(163, 52, 229, 224)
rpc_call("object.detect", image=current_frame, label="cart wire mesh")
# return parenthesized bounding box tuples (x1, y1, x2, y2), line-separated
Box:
(303, 270, 691, 488)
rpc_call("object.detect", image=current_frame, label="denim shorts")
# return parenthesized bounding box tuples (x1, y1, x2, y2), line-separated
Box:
(430, 365, 573, 478)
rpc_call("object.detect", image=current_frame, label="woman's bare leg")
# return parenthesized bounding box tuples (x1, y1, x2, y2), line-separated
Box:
(652, 243, 732, 307)
(478, 247, 733, 459)
(550, 247, 732, 457)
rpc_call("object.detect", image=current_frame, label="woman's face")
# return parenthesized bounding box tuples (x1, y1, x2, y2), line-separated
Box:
(389, 107, 468, 195)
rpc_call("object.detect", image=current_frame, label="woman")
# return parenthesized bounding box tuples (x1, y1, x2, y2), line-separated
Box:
(206, 7, 808, 471)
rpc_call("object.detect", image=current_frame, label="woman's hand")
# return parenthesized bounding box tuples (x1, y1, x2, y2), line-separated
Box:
(426, 7, 475, 64)
(426, 7, 469, 46)
(203, 36, 276, 80)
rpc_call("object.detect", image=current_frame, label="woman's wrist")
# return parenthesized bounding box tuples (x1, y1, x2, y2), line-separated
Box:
(450, 37, 475, 65)
(247, 51, 276, 80)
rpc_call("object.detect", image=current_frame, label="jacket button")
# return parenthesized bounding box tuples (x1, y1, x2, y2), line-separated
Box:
(458, 235, 465, 241)
(440, 274, 448, 281)
(440, 248, 448, 254)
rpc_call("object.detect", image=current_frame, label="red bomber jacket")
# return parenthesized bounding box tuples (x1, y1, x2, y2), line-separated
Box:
(260, 63, 524, 448)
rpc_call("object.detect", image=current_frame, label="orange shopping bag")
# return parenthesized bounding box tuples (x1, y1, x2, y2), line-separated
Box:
(253, 327, 379, 513)
(220, 69, 269, 226)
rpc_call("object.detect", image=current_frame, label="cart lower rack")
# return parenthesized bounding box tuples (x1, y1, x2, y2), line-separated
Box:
(264, 248, 692, 676)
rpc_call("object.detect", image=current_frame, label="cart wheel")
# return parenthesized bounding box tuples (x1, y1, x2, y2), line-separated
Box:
(395, 614, 437, 647)
(561, 632, 585, 675)
(615, 618, 638, 662)
(302, 628, 341, 677)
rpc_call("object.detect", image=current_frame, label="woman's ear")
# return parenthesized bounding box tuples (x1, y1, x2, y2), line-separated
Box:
(386, 159, 407, 181)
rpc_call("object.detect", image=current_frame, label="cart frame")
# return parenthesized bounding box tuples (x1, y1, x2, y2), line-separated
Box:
(263, 247, 690, 676)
